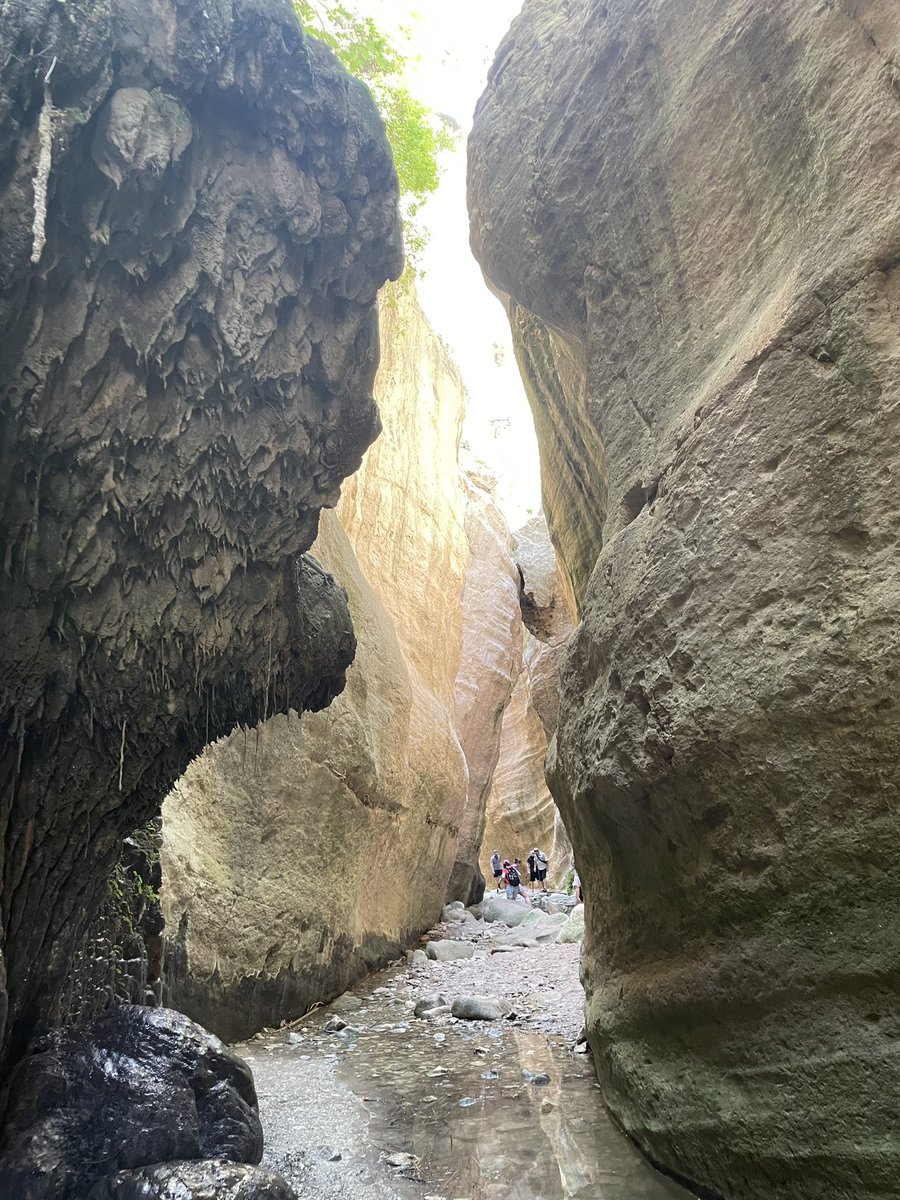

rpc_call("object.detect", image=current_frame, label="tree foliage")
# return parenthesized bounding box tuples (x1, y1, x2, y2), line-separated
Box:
(295, 0, 455, 276)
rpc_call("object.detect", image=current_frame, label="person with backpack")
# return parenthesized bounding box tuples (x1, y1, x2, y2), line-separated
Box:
(490, 849, 503, 891)
(533, 847, 549, 892)
(512, 858, 530, 901)
(503, 859, 526, 902)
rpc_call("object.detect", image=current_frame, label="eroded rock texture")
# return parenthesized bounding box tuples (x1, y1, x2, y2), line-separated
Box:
(0, 0, 401, 1081)
(162, 289, 469, 1039)
(470, 2, 900, 1197)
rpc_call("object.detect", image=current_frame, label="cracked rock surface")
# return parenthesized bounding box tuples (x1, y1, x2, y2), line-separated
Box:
(469, 1, 900, 1197)
(0, 0, 401, 1083)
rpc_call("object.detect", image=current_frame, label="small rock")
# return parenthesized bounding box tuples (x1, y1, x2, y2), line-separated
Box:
(283, 1031, 303, 1045)
(522, 1069, 551, 1086)
(329, 993, 363, 1013)
(425, 940, 476, 962)
(450, 996, 506, 1021)
(441, 901, 466, 922)
(418, 1004, 451, 1019)
(458, 1096, 477, 1107)
(323, 1016, 347, 1033)
(408, 949, 429, 967)
(414, 995, 449, 1017)
(384, 1151, 419, 1169)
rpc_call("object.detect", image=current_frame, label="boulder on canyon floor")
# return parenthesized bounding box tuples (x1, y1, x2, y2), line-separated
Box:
(0, 1006, 279, 1200)
(470, 2, 900, 1198)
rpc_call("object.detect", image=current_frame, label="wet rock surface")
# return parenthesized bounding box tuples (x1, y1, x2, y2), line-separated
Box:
(469, 0, 900, 1196)
(0, 0, 401, 1079)
(239, 906, 694, 1199)
(0, 1006, 274, 1199)
(86, 1160, 298, 1200)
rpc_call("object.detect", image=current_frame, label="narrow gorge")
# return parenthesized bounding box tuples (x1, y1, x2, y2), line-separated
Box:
(1, 0, 898, 1198)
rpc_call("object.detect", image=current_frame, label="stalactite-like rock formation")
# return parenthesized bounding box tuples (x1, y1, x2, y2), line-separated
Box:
(470, 2, 900, 1197)
(0, 0, 401, 1084)
(161, 287, 470, 1039)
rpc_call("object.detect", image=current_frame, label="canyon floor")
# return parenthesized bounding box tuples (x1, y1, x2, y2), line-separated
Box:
(238, 905, 697, 1200)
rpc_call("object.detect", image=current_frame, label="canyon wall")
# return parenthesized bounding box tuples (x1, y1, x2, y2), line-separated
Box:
(480, 518, 574, 887)
(469, 3, 900, 1198)
(0, 0, 401, 1081)
(446, 474, 522, 904)
(162, 288, 472, 1039)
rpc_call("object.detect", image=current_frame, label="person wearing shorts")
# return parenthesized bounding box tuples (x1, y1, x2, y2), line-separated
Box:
(533, 847, 549, 892)
(490, 849, 503, 890)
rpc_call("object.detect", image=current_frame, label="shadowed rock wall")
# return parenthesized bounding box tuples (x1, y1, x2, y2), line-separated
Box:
(162, 288, 470, 1039)
(0, 0, 401, 1082)
(469, 2, 900, 1197)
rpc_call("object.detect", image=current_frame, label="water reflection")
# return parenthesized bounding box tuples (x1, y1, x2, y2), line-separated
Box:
(334, 1001, 692, 1199)
(243, 967, 695, 1200)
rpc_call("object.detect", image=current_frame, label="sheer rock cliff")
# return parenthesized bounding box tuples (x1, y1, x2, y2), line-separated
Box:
(161, 289, 471, 1039)
(480, 518, 574, 888)
(469, 1, 900, 1197)
(447, 475, 523, 905)
(0, 0, 401, 1082)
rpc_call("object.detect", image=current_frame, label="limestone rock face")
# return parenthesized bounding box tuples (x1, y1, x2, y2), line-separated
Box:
(480, 643, 571, 890)
(481, 518, 574, 890)
(162, 289, 469, 1040)
(470, 3, 900, 1197)
(446, 478, 522, 904)
(0, 0, 401, 1079)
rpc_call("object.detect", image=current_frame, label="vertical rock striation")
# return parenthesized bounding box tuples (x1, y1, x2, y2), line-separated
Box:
(470, 2, 900, 1197)
(0, 0, 401, 1081)
(162, 287, 471, 1039)
(447, 474, 523, 904)
(480, 517, 574, 886)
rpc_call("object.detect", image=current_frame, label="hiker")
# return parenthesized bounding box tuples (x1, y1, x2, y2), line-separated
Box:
(533, 847, 549, 892)
(504, 859, 526, 902)
(490, 849, 503, 891)
(526, 849, 537, 889)
(512, 858, 530, 902)
(573, 869, 583, 904)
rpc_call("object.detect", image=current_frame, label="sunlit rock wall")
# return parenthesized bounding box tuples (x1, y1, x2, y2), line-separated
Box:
(162, 288, 470, 1039)
(470, 2, 900, 1197)
(446, 474, 522, 904)
(480, 518, 574, 887)
(0, 0, 400, 1079)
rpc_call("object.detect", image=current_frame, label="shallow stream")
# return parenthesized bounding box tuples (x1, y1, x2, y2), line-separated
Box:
(240, 949, 695, 1200)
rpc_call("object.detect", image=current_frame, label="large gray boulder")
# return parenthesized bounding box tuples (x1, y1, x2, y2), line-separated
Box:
(469, 1, 900, 1197)
(0, 1006, 282, 1199)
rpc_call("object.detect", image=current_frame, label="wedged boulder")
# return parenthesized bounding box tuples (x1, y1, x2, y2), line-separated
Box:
(470, 1, 900, 1197)
(0, 0, 401, 1077)
(425, 940, 476, 962)
(86, 1161, 297, 1200)
(0, 1007, 265, 1199)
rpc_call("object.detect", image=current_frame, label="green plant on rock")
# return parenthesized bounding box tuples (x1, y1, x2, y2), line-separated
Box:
(294, 0, 455, 283)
